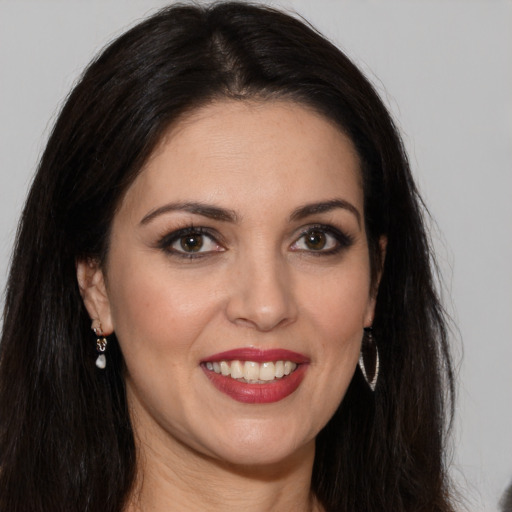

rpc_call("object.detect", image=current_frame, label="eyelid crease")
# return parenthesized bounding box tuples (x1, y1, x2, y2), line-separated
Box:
(295, 223, 354, 239)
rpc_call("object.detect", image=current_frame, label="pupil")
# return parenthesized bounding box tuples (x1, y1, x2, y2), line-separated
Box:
(306, 231, 326, 250)
(181, 234, 203, 252)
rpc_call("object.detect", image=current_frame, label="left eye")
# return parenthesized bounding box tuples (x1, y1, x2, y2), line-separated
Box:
(159, 228, 224, 257)
(290, 227, 347, 253)
(171, 233, 220, 254)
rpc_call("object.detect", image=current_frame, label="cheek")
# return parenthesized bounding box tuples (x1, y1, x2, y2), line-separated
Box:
(298, 261, 371, 391)
(105, 255, 222, 363)
(303, 264, 372, 335)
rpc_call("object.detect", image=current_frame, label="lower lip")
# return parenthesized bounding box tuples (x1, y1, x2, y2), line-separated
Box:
(202, 364, 308, 404)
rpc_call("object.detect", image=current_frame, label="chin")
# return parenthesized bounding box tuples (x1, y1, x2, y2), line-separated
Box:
(203, 420, 316, 469)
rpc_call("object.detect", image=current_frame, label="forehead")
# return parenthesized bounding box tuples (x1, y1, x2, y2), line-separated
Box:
(119, 99, 363, 219)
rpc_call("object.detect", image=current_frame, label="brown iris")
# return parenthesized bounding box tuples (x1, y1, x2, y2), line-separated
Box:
(304, 230, 327, 250)
(180, 234, 204, 252)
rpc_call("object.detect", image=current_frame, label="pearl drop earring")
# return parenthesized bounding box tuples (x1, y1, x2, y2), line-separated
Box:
(93, 325, 108, 369)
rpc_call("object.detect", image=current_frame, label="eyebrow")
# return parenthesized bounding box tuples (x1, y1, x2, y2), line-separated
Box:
(140, 202, 239, 225)
(290, 199, 361, 226)
(140, 198, 361, 226)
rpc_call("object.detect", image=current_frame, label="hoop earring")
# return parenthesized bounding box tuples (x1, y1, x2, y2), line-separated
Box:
(93, 326, 108, 369)
(358, 327, 379, 391)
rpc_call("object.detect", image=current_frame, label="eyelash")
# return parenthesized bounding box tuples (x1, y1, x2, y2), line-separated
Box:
(291, 224, 354, 256)
(156, 223, 354, 259)
(156, 226, 223, 259)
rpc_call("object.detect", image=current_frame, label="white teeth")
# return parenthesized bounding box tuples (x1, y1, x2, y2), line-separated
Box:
(230, 360, 244, 379)
(205, 359, 299, 382)
(284, 361, 295, 375)
(244, 361, 260, 381)
(259, 362, 275, 381)
(220, 361, 230, 376)
(275, 360, 284, 378)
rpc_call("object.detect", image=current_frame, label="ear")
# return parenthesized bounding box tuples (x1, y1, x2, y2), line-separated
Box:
(374, 235, 387, 293)
(365, 235, 387, 326)
(76, 258, 114, 335)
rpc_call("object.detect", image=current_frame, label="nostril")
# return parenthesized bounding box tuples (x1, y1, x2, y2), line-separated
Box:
(230, 312, 294, 332)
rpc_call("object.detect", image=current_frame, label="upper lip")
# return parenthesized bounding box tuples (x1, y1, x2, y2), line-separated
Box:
(201, 348, 309, 364)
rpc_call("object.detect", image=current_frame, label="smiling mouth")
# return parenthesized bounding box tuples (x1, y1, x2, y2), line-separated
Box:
(203, 360, 298, 383)
(201, 348, 308, 403)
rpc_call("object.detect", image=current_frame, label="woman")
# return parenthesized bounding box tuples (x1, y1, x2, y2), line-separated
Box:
(0, 3, 455, 511)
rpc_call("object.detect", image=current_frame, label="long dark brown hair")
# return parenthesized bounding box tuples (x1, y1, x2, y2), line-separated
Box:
(0, 3, 455, 511)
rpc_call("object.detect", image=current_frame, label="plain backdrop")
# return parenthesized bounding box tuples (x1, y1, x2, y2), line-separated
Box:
(0, 1, 511, 510)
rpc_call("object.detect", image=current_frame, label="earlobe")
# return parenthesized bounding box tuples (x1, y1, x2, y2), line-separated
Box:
(76, 258, 114, 335)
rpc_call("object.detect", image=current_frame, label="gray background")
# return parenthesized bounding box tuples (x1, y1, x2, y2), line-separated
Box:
(1, 1, 511, 510)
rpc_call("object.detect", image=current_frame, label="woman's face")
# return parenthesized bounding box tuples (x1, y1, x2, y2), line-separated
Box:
(80, 100, 377, 468)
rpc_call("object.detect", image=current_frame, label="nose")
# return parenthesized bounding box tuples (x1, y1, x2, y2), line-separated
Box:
(225, 251, 298, 332)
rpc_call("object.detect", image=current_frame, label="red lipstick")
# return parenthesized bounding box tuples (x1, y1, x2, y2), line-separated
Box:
(203, 348, 309, 364)
(201, 348, 309, 404)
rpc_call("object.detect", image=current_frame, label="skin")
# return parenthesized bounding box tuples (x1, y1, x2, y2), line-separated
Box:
(78, 100, 381, 512)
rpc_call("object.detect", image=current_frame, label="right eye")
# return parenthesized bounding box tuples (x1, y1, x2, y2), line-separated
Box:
(158, 227, 224, 258)
(289, 224, 353, 256)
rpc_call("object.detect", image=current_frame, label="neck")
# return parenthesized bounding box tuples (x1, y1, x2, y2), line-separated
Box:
(124, 421, 321, 512)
